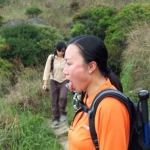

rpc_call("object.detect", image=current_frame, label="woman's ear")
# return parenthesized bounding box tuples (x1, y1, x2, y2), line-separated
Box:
(88, 61, 97, 73)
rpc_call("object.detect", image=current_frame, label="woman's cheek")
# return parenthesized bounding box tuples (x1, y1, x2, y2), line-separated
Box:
(69, 66, 77, 75)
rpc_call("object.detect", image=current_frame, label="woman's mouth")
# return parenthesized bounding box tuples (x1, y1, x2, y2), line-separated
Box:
(65, 81, 74, 92)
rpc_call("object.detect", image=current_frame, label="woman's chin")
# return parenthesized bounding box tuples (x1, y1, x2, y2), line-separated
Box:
(75, 89, 83, 93)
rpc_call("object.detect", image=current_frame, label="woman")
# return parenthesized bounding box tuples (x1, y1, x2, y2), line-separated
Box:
(42, 41, 68, 126)
(63, 35, 130, 150)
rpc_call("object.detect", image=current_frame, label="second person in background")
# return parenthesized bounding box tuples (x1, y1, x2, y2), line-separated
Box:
(42, 41, 68, 126)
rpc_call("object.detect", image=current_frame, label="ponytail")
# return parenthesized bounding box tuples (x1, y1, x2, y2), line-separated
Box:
(105, 66, 123, 93)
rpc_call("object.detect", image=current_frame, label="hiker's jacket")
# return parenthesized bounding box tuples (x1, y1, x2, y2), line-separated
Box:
(43, 54, 66, 83)
(68, 78, 130, 150)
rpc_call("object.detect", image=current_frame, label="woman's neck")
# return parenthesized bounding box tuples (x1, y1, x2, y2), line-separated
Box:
(86, 71, 106, 97)
(57, 55, 63, 59)
(58, 56, 63, 58)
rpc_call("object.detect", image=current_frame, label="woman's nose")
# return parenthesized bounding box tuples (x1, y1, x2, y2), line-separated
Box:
(63, 65, 67, 75)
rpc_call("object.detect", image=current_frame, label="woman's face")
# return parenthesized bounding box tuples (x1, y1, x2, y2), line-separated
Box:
(57, 48, 65, 57)
(63, 44, 90, 93)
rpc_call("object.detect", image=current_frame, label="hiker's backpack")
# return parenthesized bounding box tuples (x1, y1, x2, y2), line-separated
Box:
(76, 88, 150, 150)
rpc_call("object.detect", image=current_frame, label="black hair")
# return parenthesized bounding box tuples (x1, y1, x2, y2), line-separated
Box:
(68, 35, 123, 92)
(53, 41, 66, 56)
(56, 41, 67, 51)
(51, 41, 66, 76)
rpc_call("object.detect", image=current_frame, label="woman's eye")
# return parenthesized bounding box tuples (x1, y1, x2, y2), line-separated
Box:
(67, 63, 71, 66)
(65, 60, 71, 66)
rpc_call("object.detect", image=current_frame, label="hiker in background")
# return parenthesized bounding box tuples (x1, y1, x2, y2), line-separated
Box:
(63, 35, 130, 150)
(42, 41, 68, 126)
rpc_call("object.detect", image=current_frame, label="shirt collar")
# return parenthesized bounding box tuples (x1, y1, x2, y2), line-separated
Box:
(83, 78, 116, 107)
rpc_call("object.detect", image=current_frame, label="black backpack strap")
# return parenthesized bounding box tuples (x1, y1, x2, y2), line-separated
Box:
(50, 55, 55, 77)
(138, 136, 150, 150)
(79, 101, 89, 112)
(77, 91, 89, 112)
(88, 89, 132, 150)
(72, 107, 83, 123)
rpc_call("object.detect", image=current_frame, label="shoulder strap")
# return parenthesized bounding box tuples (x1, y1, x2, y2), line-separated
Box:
(88, 89, 132, 150)
(50, 54, 55, 77)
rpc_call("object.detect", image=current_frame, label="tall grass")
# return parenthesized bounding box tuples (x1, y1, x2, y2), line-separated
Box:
(66, 92, 76, 125)
(121, 22, 150, 99)
(0, 73, 11, 97)
(0, 67, 64, 149)
(0, 109, 63, 149)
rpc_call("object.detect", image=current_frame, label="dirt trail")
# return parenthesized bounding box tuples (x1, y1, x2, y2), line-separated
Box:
(49, 120, 69, 150)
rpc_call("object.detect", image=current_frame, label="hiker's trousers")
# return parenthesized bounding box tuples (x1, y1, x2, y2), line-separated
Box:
(50, 79, 68, 121)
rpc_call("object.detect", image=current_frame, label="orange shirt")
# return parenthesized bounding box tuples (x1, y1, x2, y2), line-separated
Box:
(68, 78, 130, 150)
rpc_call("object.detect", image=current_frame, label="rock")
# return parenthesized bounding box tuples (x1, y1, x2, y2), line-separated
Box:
(28, 18, 48, 26)
(48, 119, 69, 150)
(0, 20, 22, 30)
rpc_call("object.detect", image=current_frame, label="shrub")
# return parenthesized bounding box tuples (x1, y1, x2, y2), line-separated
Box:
(70, 4, 150, 75)
(107, 44, 122, 75)
(25, 7, 42, 18)
(70, 5, 117, 40)
(36, 25, 64, 60)
(0, 36, 5, 52)
(70, 23, 84, 37)
(70, 4, 120, 73)
(0, 24, 41, 66)
(103, 3, 150, 74)
(0, 0, 6, 4)
(0, 24, 64, 67)
(105, 3, 150, 46)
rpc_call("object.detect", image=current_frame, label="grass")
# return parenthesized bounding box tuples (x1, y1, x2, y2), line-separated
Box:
(0, 103, 63, 150)
(121, 23, 150, 98)
(0, 0, 73, 35)
(66, 92, 76, 125)
(0, 66, 76, 149)
(0, 68, 64, 150)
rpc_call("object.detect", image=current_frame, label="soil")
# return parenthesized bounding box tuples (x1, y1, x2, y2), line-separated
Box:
(48, 119, 69, 150)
